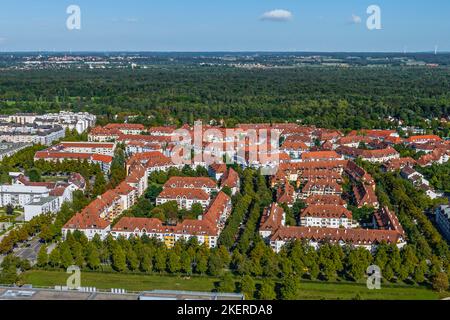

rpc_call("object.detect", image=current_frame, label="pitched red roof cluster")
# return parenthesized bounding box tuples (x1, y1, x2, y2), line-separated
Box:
(348, 129, 397, 139)
(372, 207, 405, 236)
(297, 169, 342, 183)
(260, 203, 285, 233)
(220, 168, 240, 189)
(276, 180, 296, 205)
(117, 134, 172, 144)
(300, 204, 352, 219)
(271, 225, 403, 245)
(353, 183, 378, 208)
(270, 160, 348, 186)
(64, 211, 111, 231)
(126, 151, 174, 171)
(59, 142, 115, 149)
(283, 134, 312, 144)
(35, 150, 113, 164)
(209, 163, 227, 175)
(302, 180, 342, 194)
(406, 135, 442, 144)
(336, 146, 399, 160)
(281, 141, 309, 150)
(337, 135, 373, 145)
(112, 191, 231, 237)
(68, 173, 86, 189)
(89, 126, 121, 136)
(164, 176, 217, 189)
(384, 136, 404, 144)
(157, 188, 210, 201)
(383, 157, 417, 171)
(147, 126, 177, 135)
(305, 195, 347, 206)
(301, 151, 341, 161)
(315, 129, 342, 141)
(417, 148, 450, 167)
(345, 160, 375, 185)
(261, 203, 405, 246)
(104, 123, 145, 131)
(114, 181, 137, 195)
(64, 160, 147, 231)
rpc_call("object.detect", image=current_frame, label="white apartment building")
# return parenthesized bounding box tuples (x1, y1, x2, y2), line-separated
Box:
(0, 185, 51, 207)
(436, 205, 450, 241)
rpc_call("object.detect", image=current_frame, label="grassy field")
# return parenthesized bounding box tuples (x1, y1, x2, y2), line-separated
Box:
(21, 270, 446, 300)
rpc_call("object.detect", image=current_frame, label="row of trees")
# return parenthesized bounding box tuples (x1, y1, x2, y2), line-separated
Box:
(33, 230, 449, 294)
(2, 67, 450, 130)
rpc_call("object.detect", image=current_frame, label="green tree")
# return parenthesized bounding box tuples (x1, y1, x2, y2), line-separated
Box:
(59, 243, 74, 269)
(92, 171, 107, 197)
(26, 168, 42, 182)
(280, 275, 301, 300)
(111, 245, 127, 272)
(217, 273, 235, 293)
(240, 275, 256, 300)
(167, 249, 181, 273)
(126, 249, 139, 271)
(86, 243, 101, 270)
(48, 247, 61, 267)
(37, 245, 48, 267)
(258, 279, 276, 300)
(432, 272, 449, 292)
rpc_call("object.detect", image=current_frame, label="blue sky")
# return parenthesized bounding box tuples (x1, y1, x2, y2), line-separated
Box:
(0, 0, 448, 52)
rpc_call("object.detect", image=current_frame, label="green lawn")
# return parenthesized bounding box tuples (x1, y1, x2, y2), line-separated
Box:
(22, 270, 218, 293)
(22, 270, 446, 300)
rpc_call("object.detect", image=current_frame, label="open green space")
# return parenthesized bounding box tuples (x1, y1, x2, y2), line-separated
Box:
(22, 270, 446, 300)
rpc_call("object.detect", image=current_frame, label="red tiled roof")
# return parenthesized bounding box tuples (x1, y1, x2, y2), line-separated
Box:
(157, 188, 210, 201)
(260, 203, 285, 232)
(305, 195, 347, 206)
(406, 135, 442, 143)
(209, 163, 227, 175)
(92, 154, 114, 163)
(203, 191, 231, 226)
(64, 211, 111, 230)
(105, 123, 145, 130)
(60, 142, 115, 149)
(164, 176, 217, 189)
(220, 168, 240, 189)
(271, 226, 403, 245)
(281, 141, 309, 150)
(302, 180, 342, 193)
(301, 151, 341, 161)
(301, 204, 352, 219)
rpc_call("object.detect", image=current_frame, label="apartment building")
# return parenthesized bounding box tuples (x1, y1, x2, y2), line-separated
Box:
(435, 205, 450, 241)
(299, 204, 354, 229)
(156, 188, 210, 210)
(163, 176, 218, 194)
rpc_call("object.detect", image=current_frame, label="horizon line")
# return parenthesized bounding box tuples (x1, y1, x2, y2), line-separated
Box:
(0, 50, 449, 54)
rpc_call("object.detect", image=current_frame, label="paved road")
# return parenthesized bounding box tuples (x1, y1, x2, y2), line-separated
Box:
(13, 238, 43, 264)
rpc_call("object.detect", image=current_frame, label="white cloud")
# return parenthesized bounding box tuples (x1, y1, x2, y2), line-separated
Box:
(350, 14, 362, 24)
(260, 9, 293, 22)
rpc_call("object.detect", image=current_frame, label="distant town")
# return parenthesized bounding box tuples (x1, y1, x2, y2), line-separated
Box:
(0, 52, 449, 70)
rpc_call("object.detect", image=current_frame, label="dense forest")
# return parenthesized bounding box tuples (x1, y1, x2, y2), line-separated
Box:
(1, 66, 450, 130)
